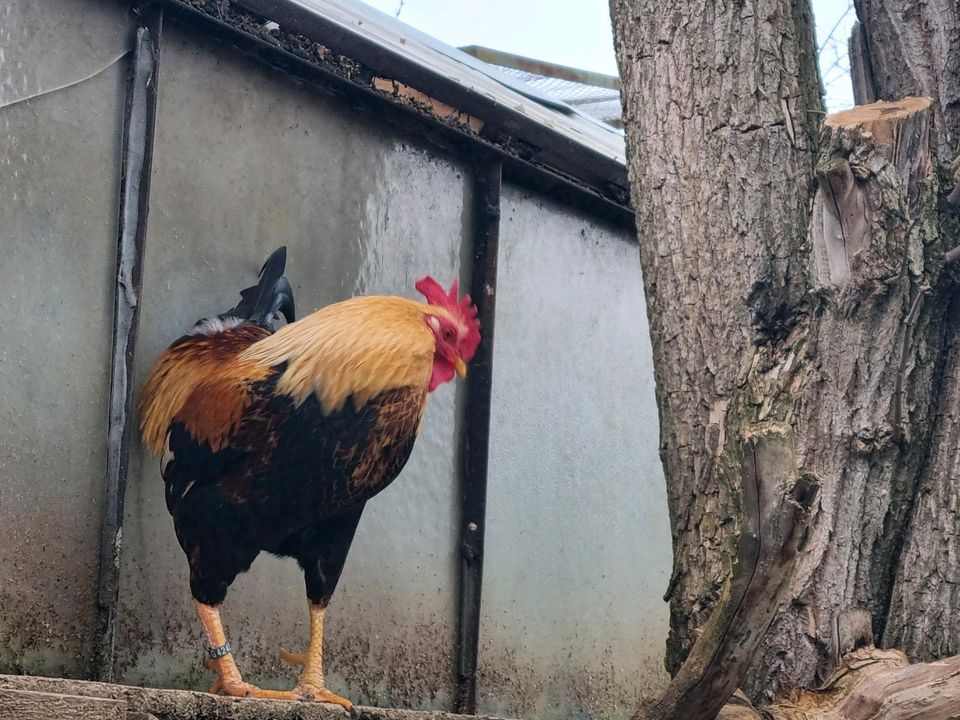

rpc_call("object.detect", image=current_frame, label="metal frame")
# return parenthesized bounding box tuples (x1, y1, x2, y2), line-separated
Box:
(456, 159, 502, 714)
(234, 0, 625, 177)
(94, 4, 163, 682)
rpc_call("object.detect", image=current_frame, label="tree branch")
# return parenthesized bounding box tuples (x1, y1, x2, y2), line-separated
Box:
(633, 425, 819, 720)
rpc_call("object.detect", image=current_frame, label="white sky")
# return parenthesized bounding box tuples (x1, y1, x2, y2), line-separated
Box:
(359, 0, 857, 113)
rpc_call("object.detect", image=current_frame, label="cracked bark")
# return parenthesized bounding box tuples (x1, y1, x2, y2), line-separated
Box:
(850, 0, 960, 165)
(744, 96, 947, 701)
(851, 0, 960, 664)
(634, 427, 819, 720)
(611, 0, 960, 712)
(610, 0, 822, 687)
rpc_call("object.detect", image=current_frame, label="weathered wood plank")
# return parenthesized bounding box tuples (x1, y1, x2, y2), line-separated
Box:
(720, 648, 960, 720)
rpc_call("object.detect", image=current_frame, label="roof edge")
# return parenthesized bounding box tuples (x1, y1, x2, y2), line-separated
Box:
(231, 0, 628, 196)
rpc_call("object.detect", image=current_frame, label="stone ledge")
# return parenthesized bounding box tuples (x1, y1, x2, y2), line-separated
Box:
(0, 675, 516, 720)
(0, 687, 127, 720)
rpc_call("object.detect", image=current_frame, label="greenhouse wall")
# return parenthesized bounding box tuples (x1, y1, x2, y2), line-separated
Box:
(0, 1, 670, 717)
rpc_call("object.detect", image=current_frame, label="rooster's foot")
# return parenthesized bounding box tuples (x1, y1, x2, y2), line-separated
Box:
(208, 675, 302, 701)
(294, 682, 353, 710)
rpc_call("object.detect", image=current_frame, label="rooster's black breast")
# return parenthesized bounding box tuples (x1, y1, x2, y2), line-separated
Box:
(163, 376, 427, 546)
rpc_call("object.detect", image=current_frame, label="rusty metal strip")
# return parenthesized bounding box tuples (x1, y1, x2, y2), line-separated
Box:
(94, 5, 163, 682)
(456, 159, 502, 715)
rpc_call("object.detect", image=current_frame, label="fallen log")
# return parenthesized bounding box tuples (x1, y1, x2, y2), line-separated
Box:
(721, 648, 960, 720)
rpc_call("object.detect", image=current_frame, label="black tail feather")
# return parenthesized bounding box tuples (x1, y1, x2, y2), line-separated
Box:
(264, 275, 296, 327)
(226, 246, 296, 330)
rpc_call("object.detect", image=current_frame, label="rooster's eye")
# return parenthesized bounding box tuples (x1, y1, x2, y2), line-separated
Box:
(443, 328, 454, 340)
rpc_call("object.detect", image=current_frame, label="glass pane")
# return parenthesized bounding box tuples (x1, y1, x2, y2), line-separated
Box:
(0, 0, 131, 677)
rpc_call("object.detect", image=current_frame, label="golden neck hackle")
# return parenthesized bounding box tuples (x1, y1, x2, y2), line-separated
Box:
(238, 295, 446, 414)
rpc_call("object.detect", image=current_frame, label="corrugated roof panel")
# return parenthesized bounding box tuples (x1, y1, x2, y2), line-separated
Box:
(493, 66, 623, 126)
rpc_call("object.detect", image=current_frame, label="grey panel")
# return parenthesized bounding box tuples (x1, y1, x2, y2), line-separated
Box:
(0, 0, 131, 678)
(0, 0, 131, 109)
(115, 23, 468, 710)
(478, 186, 671, 720)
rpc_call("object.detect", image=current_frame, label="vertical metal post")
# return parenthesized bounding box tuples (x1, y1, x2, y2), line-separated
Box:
(94, 5, 163, 682)
(456, 158, 502, 714)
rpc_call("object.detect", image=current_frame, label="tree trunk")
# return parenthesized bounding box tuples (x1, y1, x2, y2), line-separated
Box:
(742, 95, 948, 701)
(609, 0, 822, 683)
(848, 0, 960, 663)
(631, 447, 960, 719)
(611, 0, 960, 708)
(634, 427, 819, 720)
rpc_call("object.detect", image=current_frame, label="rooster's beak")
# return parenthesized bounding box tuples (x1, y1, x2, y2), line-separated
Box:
(455, 357, 468, 378)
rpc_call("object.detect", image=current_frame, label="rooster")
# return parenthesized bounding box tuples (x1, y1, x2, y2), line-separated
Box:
(139, 247, 480, 707)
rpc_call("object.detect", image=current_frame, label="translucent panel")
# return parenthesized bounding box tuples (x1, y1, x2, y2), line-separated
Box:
(116, 22, 467, 710)
(0, 0, 131, 677)
(0, 0, 130, 109)
(478, 186, 672, 720)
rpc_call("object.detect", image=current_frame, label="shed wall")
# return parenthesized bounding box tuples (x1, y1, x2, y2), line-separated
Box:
(0, 0, 132, 678)
(479, 186, 671, 720)
(0, 6, 670, 720)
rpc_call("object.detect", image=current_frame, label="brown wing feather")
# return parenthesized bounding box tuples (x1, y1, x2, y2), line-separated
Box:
(139, 324, 272, 455)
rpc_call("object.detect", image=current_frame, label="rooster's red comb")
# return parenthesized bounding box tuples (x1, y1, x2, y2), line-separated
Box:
(416, 275, 481, 361)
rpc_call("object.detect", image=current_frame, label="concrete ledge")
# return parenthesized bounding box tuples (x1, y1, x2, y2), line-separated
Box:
(0, 687, 127, 720)
(0, 676, 516, 720)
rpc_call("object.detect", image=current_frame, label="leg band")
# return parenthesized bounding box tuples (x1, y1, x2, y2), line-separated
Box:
(207, 641, 232, 660)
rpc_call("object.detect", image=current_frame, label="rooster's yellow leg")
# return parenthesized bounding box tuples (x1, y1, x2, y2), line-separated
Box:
(196, 602, 301, 701)
(281, 603, 353, 709)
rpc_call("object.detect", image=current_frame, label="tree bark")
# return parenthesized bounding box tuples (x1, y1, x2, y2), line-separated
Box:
(847, 22, 875, 107)
(611, 0, 960, 708)
(743, 95, 948, 700)
(628, 411, 960, 720)
(849, 0, 960, 663)
(850, 0, 960, 165)
(609, 0, 822, 682)
(635, 428, 819, 720)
